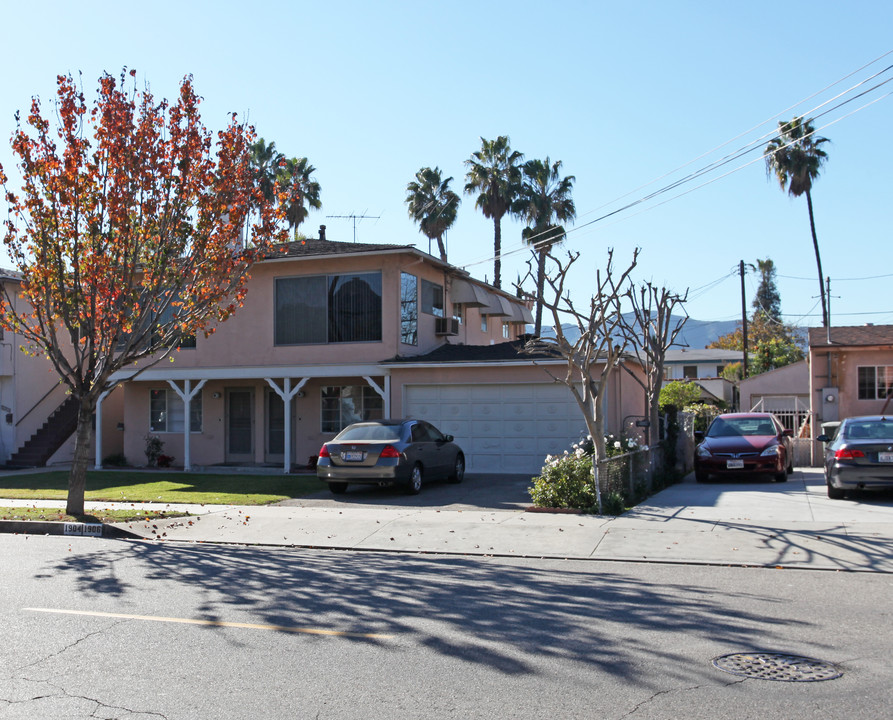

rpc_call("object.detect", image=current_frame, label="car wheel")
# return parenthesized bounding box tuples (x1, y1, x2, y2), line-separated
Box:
(329, 482, 348, 494)
(448, 454, 465, 483)
(774, 470, 788, 482)
(786, 459, 794, 475)
(405, 464, 423, 495)
(827, 482, 845, 499)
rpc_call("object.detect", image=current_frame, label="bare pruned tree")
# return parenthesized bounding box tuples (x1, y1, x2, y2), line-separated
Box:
(518, 247, 639, 513)
(620, 282, 689, 446)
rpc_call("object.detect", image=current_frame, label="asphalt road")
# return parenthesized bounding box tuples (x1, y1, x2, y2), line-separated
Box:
(2, 532, 891, 719)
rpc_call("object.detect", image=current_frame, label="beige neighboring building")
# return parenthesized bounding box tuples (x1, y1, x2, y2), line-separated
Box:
(0, 270, 123, 468)
(739, 360, 809, 415)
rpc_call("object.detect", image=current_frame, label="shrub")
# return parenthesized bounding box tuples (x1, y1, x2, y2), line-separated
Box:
(144, 434, 164, 467)
(529, 445, 596, 510)
(600, 491, 627, 516)
(157, 454, 175, 468)
(605, 433, 640, 458)
(102, 452, 128, 467)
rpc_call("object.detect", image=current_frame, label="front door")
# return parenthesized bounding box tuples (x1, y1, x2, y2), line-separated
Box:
(265, 389, 285, 465)
(225, 388, 254, 463)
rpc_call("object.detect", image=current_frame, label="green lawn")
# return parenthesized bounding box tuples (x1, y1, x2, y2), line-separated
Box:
(0, 470, 327, 506)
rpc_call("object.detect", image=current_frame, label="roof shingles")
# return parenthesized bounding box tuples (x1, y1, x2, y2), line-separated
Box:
(808, 325, 893, 348)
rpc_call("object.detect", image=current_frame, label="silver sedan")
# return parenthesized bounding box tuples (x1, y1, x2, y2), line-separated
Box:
(818, 415, 893, 499)
(316, 419, 465, 495)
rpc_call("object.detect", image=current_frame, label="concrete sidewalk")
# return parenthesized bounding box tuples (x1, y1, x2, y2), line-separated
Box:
(3, 469, 893, 571)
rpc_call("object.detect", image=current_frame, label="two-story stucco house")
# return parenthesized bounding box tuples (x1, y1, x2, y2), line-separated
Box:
(91, 227, 646, 476)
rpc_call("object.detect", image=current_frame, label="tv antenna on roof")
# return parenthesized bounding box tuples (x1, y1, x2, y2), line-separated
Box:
(325, 212, 380, 243)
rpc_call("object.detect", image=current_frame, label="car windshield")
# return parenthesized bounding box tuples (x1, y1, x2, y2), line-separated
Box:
(707, 417, 776, 438)
(336, 424, 402, 442)
(843, 421, 893, 440)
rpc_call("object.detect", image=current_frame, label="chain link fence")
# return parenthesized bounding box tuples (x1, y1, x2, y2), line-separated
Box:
(596, 444, 667, 500)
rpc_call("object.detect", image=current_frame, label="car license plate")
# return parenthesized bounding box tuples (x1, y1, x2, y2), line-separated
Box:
(879, 452, 893, 463)
(341, 451, 364, 462)
(726, 459, 744, 469)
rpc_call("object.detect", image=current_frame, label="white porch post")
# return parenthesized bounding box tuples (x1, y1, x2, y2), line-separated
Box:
(167, 379, 207, 471)
(93, 389, 112, 470)
(265, 377, 309, 473)
(363, 375, 389, 417)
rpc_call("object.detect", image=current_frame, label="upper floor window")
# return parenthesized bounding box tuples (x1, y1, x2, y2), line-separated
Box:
(400, 273, 418, 345)
(275, 272, 382, 345)
(452, 303, 464, 325)
(858, 366, 893, 400)
(421, 279, 444, 317)
(150, 388, 202, 433)
(481, 314, 488, 333)
(683, 365, 697, 379)
(153, 294, 196, 349)
(502, 321, 511, 339)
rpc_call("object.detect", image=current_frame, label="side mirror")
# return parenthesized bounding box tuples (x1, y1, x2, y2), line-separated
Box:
(782, 429, 794, 437)
(816, 434, 831, 443)
(444, 434, 454, 443)
(694, 430, 705, 442)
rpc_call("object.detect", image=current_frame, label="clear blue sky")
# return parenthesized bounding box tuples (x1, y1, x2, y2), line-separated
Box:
(1, 1, 891, 333)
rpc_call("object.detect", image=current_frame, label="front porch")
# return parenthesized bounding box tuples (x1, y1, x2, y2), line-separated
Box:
(99, 364, 391, 474)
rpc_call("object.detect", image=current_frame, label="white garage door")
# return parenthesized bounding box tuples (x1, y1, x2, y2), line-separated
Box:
(403, 383, 587, 475)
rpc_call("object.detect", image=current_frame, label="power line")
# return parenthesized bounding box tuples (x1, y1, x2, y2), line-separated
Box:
(461, 53, 893, 272)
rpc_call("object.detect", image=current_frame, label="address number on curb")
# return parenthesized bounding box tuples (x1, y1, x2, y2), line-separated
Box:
(63, 523, 102, 537)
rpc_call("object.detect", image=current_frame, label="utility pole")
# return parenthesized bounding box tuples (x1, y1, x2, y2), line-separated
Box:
(740, 260, 748, 378)
(325, 213, 380, 243)
(826, 276, 832, 344)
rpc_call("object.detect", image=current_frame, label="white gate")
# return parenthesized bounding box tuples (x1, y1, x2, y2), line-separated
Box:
(751, 397, 813, 467)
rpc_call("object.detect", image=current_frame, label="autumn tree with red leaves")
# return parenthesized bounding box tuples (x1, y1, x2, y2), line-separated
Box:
(0, 71, 293, 515)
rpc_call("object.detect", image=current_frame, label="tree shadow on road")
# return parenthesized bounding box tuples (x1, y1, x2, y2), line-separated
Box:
(36, 539, 822, 689)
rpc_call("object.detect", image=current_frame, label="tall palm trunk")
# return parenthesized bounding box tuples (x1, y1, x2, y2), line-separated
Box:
(66, 396, 96, 516)
(805, 190, 828, 327)
(534, 249, 547, 336)
(493, 219, 502, 289)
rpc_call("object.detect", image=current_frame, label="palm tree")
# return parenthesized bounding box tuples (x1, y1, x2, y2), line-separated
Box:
(245, 138, 284, 245)
(463, 136, 524, 289)
(514, 158, 576, 336)
(278, 157, 322, 238)
(405, 167, 460, 261)
(248, 138, 283, 204)
(765, 117, 830, 327)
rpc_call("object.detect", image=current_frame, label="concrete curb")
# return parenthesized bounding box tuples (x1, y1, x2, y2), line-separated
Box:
(0, 519, 141, 539)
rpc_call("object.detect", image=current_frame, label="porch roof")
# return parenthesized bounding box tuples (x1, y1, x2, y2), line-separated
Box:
(110, 363, 386, 383)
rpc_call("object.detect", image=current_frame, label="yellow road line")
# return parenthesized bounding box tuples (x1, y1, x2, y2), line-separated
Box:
(24, 608, 393, 639)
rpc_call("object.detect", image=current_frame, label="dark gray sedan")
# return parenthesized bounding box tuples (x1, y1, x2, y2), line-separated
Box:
(818, 415, 893, 499)
(316, 419, 465, 495)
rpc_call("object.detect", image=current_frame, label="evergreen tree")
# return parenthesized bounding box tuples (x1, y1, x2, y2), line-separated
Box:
(752, 258, 781, 322)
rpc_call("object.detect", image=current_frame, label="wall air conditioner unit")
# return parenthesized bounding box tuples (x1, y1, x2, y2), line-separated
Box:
(435, 317, 460, 336)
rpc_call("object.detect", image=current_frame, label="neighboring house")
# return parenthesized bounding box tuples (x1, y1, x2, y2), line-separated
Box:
(0, 270, 123, 468)
(739, 360, 811, 465)
(808, 324, 893, 427)
(91, 227, 647, 476)
(663, 349, 743, 408)
(739, 360, 810, 415)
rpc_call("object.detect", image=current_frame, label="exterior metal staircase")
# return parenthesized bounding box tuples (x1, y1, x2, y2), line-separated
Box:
(7, 396, 80, 468)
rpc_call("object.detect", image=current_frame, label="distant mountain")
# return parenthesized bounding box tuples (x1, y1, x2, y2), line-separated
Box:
(534, 314, 739, 349)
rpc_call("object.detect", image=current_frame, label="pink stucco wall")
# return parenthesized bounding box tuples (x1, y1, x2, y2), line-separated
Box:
(810, 346, 893, 422)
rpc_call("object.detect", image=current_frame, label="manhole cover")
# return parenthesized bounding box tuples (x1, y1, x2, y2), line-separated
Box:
(712, 652, 842, 682)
